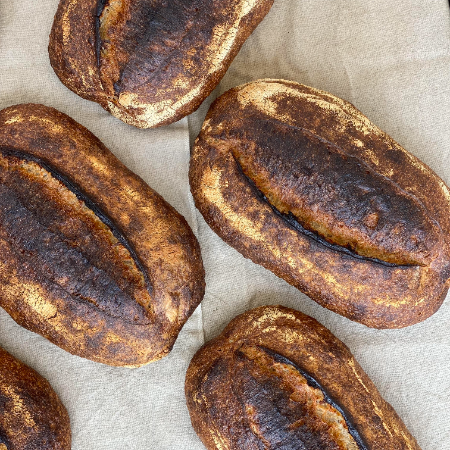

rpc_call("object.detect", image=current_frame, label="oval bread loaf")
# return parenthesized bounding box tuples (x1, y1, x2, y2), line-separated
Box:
(0, 103, 205, 367)
(190, 79, 450, 328)
(0, 346, 71, 450)
(48, 0, 273, 128)
(185, 305, 422, 450)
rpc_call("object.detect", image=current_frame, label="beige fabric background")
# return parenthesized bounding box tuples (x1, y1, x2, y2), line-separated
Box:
(1, 0, 450, 449)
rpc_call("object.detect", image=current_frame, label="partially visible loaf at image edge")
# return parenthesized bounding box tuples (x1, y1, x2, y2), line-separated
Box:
(48, 0, 274, 128)
(0, 346, 71, 450)
(186, 305, 422, 449)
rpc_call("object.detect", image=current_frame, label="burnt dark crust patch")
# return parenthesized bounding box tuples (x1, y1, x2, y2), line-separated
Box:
(95, 0, 108, 66)
(220, 110, 442, 267)
(97, 0, 209, 96)
(234, 157, 407, 268)
(0, 430, 9, 448)
(0, 145, 152, 297)
(0, 146, 154, 325)
(258, 346, 369, 450)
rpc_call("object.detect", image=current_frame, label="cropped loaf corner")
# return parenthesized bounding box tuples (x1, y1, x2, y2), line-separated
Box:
(0, 346, 71, 450)
(186, 305, 422, 450)
(48, 0, 274, 128)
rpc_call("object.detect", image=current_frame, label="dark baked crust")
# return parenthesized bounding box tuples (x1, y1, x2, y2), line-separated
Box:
(0, 346, 71, 450)
(185, 305, 422, 450)
(0, 103, 205, 367)
(48, 0, 273, 128)
(190, 79, 450, 328)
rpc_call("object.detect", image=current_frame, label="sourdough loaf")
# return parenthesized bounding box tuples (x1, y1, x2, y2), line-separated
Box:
(186, 305, 422, 449)
(0, 346, 71, 450)
(49, 0, 273, 128)
(190, 79, 450, 328)
(0, 103, 205, 366)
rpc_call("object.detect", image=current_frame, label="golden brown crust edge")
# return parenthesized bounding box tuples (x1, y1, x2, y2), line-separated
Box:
(48, 0, 274, 128)
(0, 346, 71, 450)
(189, 79, 450, 329)
(185, 305, 422, 450)
(0, 103, 205, 367)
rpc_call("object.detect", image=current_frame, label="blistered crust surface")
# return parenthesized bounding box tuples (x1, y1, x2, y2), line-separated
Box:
(49, 0, 273, 128)
(190, 79, 450, 328)
(0, 103, 205, 367)
(185, 305, 422, 450)
(0, 346, 71, 450)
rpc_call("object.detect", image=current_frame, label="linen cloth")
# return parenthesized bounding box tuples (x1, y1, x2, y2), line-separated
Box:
(1, 0, 450, 449)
